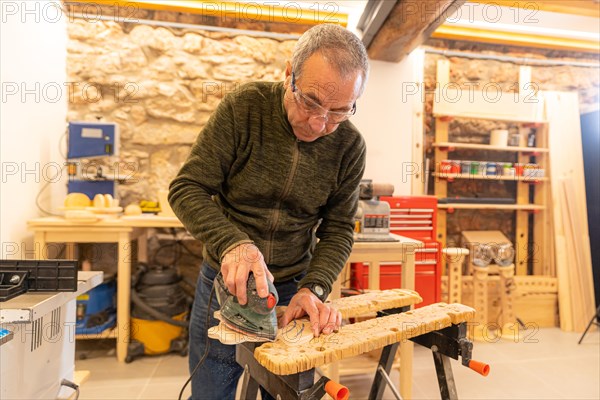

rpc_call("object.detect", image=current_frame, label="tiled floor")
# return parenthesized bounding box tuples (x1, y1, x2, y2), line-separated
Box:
(75, 327, 599, 400)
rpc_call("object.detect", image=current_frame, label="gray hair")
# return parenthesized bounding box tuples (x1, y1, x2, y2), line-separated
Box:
(292, 24, 369, 95)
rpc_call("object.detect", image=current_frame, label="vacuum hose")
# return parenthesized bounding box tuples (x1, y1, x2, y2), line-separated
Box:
(131, 290, 189, 328)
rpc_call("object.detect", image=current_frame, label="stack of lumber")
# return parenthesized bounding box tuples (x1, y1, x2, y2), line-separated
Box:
(546, 91, 596, 332)
(254, 290, 475, 375)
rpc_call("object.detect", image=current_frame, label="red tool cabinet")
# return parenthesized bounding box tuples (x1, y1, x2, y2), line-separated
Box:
(351, 196, 442, 308)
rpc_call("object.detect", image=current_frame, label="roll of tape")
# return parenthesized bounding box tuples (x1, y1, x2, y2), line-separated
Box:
(490, 129, 508, 147)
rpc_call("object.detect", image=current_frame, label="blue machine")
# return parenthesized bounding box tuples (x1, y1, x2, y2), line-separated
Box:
(76, 276, 117, 335)
(68, 121, 118, 159)
(67, 180, 116, 199)
(67, 121, 120, 198)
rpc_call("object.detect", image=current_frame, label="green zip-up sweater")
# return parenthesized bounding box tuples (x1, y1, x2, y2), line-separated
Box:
(169, 81, 366, 295)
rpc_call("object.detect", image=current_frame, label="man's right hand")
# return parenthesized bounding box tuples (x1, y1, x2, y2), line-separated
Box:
(220, 243, 274, 305)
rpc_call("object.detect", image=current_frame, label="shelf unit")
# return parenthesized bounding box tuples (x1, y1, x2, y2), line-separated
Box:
(432, 60, 550, 276)
(432, 142, 549, 153)
(432, 173, 548, 182)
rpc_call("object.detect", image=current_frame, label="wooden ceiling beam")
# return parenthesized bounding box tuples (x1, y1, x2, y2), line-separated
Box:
(367, 0, 467, 62)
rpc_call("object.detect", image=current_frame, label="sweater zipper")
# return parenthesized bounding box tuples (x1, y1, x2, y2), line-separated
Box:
(264, 140, 300, 263)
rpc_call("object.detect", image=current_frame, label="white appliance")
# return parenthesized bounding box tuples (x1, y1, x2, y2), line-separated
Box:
(0, 271, 102, 399)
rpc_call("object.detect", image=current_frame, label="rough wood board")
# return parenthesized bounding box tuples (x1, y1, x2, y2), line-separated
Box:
(254, 303, 475, 375)
(562, 178, 596, 331)
(331, 289, 422, 319)
(546, 91, 594, 331)
(208, 289, 422, 344)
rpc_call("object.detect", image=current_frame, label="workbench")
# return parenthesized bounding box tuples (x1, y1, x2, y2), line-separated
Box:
(28, 217, 421, 397)
(27, 216, 182, 364)
(333, 234, 423, 399)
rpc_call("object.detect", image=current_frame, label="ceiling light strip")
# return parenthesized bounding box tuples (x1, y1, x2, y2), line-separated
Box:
(472, 0, 600, 19)
(432, 25, 600, 53)
(71, 0, 348, 26)
(69, 12, 302, 40)
(423, 47, 600, 68)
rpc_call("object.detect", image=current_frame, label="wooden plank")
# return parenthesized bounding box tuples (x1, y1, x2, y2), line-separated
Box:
(515, 209, 529, 275)
(437, 59, 450, 87)
(432, 173, 548, 181)
(438, 204, 545, 210)
(546, 91, 594, 331)
(443, 248, 468, 303)
(562, 179, 596, 331)
(533, 123, 549, 275)
(333, 289, 422, 319)
(412, 49, 426, 195)
(254, 303, 475, 375)
(432, 142, 549, 152)
(441, 275, 559, 327)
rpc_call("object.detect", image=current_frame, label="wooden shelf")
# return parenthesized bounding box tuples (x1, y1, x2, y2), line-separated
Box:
(432, 60, 551, 276)
(432, 173, 547, 182)
(438, 203, 545, 211)
(433, 142, 549, 153)
(433, 112, 547, 124)
(76, 327, 118, 340)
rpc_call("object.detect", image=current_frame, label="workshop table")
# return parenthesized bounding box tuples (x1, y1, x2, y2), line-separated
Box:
(330, 234, 423, 399)
(27, 216, 183, 363)
(28, 218, 421, 397)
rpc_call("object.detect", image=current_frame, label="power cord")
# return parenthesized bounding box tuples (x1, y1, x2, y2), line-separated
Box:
(60, 379, 80, 400)
(178, 274, 217, 400)
(36, 164, 67, 216)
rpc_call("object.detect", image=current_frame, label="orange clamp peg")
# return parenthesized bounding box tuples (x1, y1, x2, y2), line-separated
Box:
(325, 379, 350, 400)
(468, 359, 490, 376)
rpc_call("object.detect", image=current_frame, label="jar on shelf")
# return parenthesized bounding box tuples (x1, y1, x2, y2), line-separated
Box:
(460, 160, 472, 175)
(514, 163, 524, 176)
(440, 159, 452, 174)
(478, 161, 487, 176)
(484, 162, 498, 176)
(508, 130, 520, 146)
(524, 163, 541, 179)
(518, 127, 530, 147)
(470, 161, 480, 176)
(527, 129, 537, 147)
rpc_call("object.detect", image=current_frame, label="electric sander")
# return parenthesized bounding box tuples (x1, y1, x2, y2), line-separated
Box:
(211, 272, 279, 343)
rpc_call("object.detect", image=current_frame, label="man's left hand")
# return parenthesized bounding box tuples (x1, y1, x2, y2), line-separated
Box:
(278, 288, 342, 337)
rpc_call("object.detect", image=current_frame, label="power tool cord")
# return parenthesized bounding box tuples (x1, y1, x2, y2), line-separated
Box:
(178, 274, 218, 400)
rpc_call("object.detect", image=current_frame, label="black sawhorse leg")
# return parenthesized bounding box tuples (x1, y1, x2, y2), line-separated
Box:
(411, 322, 474, 400)
(237, 313, 477, 400)
(237, 342, 332, 400)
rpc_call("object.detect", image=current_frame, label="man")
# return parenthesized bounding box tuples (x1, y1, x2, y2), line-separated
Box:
(169, 23, 369, 399)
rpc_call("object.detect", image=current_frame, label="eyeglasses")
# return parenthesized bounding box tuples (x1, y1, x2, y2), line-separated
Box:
(291, 72, 356, 124)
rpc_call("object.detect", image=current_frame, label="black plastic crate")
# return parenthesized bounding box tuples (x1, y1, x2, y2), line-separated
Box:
(0, 260, 78, 301)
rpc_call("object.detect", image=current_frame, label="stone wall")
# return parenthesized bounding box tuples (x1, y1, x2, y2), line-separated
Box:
(66, 18, 295, 276)
(423, 39, 600, 248)
(67, 18, 295, 205)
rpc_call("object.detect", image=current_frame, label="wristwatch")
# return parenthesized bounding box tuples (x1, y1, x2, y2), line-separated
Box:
(302, 283, 328, 302)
